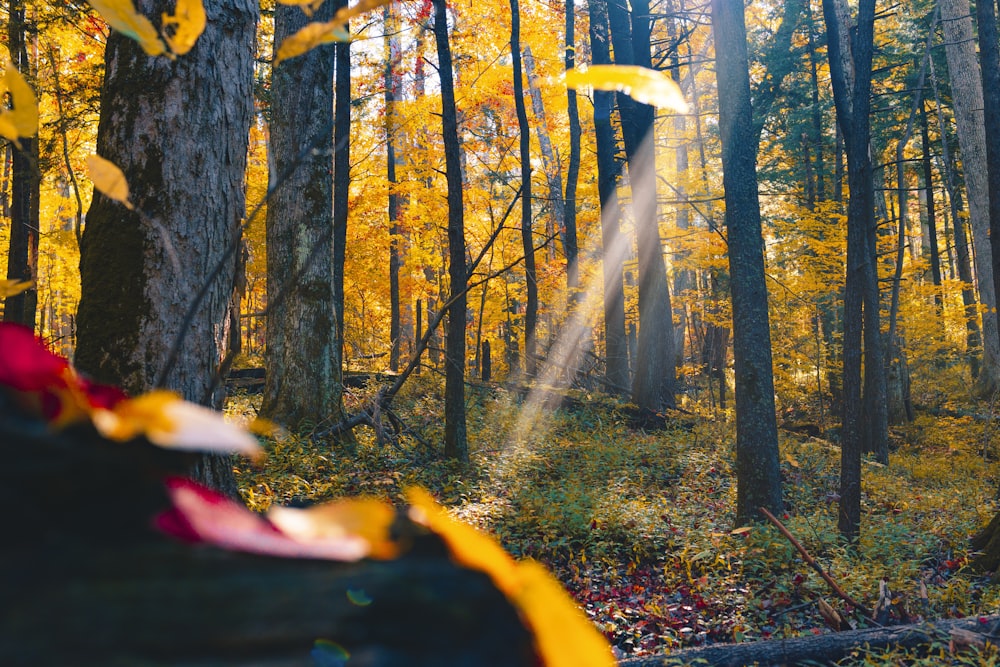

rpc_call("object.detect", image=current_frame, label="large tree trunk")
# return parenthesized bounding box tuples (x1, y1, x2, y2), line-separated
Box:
(3, 0, 39, 330)
(433, 0, 468, 462)
(939, 0, 1000, 394)
(607, 0, 677, 412)
(588, 0, 630, 395)
(260, 2, 344, 433)
(75, 0, 256, 496)
(710, 0, 783, 525)
(511, 0, 537, 379)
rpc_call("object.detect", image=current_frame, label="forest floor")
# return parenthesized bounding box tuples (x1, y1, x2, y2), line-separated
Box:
(230, 366, 1000, 665)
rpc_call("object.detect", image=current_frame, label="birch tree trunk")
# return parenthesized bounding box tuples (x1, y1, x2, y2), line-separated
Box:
(76, 0, 257, 494)
(939, 0, 1000, 394)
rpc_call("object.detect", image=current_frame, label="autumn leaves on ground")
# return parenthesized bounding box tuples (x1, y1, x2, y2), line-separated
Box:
(230, 367, 999, 664)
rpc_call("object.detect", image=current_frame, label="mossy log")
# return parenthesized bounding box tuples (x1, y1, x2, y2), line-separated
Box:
(620, 615, 1000, 667)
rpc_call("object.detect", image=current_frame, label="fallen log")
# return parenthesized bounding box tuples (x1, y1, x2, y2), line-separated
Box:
(618, 614, 1000, 666)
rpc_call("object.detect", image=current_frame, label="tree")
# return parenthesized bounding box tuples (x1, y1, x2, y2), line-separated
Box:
(433, 0, 468, 462)
(75, 0, 257, 495)
(564, 0, 582, 302)
(821, 0, 879, 542)
(607, 0, 677, 412)
(334, 0, 351, 366)
(260, 1, 344, 433)
(4, 0, 39, 330)
(385, 2, 404, 372)
(587, 0, 629, 394)
(710, 0, 784, 525)
(510, 0, 537, 378)
(939, 0, 1000, 394)
(979, 0, 1000, 349)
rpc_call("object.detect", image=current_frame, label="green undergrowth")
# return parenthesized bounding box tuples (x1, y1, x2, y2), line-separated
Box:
(230, 374, 1000, 664)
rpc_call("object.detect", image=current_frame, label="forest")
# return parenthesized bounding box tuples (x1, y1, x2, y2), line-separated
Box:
(9, 0, 1000, 663)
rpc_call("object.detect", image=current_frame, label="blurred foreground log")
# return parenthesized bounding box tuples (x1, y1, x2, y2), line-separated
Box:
(620, 614, 1000, 667)
(0, 393, 533, 666)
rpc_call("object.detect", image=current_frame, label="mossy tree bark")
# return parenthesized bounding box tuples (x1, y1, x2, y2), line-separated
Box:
(710, 0, 784, 525)
(75, 0, 257, 495)
(260, 0, 346, 433)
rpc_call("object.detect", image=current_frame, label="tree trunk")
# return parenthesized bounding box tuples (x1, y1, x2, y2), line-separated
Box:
(710, 0, 783, 525)
(607, 0, 677, 412)
(920, 101, 942, 302)
(260, 1, 344, 433)
(4, 0, 39, 330)
(564, 0, 581, 301)
(980, 0, 1000, 366)
(75, 0, 256, 497)
(433, 0, 468, 462)
(334, 4, 351, 367)
(510, 0, 537, 379)
(588, 0, 630, 396)
(940, 0, 1000, 393)
(822, 0, 878, 542)
(386, 2, 404, 373)
(930, 55, 981, 379)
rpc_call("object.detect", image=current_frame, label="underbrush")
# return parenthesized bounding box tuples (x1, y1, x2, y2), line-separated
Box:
(231, 372, 1000, 664)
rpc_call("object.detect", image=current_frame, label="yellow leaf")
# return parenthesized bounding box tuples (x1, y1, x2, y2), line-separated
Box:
(274, 0, 392, 65)
(785, 452, 800, 468)
(161, 0, 206, 56)
(92, 390, 264, 459)
(731, 526, 753, 535)
(268, 497, 399, 559)
(87, 0, 167, 56)
(565, 65, 688, 112)
(406, 488, 614, 666)
(0, 279, 33, 298)
(0, 63, 38, 145)
(86, 154, 134, 210)
(274, 20, 350, 65)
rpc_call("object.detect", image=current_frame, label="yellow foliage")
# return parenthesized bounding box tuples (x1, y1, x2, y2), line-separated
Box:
(86, 0, 167, 56)
(0, 62, 38, 146)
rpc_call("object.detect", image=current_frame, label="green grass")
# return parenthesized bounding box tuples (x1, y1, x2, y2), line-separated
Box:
(231, 372, 1000, 663)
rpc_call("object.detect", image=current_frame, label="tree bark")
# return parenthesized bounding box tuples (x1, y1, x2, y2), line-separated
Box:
(822, 0, 878, 542)
(75, 0, 256, 494)
(334, 2, 351, 367)
(386, 2, 404, 372)
(939, 0, 1000, 393)
(564, 0, 582, 301)
(980, 0, 1000, 362)
(710, 0, 783, 525)
(4, 0, 39, 330)
(588, 0, 630, 395)
(260, 1, 344, 433)
(607, 0, 677, 412)
(511, 0, 537, 378)
(433, 0, 468, 462)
